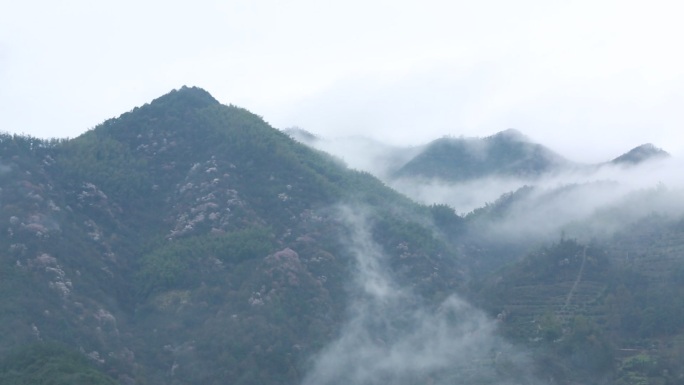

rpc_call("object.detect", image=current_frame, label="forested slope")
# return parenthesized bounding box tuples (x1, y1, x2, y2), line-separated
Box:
(0, 87, 463, 385)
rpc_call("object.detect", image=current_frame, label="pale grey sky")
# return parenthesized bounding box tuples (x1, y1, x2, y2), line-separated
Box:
(1, 0, 683, 162)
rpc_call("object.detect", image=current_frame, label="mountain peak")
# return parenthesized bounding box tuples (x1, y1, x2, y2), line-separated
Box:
(392, 129, 569, 181)
(148, 86, 220, 109)
(93, 86, 222, 139)
(611, 143, 669, 165)
(488, 128, 528, 142)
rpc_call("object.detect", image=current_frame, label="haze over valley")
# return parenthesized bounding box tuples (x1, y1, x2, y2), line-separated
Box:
(288, 125, 679, 239)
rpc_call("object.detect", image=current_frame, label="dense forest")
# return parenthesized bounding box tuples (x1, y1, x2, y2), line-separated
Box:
(1, 86, 682, 384)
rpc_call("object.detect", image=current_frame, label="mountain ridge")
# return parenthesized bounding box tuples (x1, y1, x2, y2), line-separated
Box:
(391, 130, 572, 181)
(288, 128, 669, 185)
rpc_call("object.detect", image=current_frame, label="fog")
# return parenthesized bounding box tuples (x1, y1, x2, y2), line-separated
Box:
(392, 176, 529, 214)
(292, 132, 684, 246)
(291, 134, 684, 384)
(285, 129, 423, 181)
(462, 157, 684, 243)
(301, 206, 542, 385)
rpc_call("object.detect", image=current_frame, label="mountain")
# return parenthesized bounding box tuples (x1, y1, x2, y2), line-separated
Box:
(391, 129, 572, 182)
(611, 143, 669, 165)
(0, 87, 467, 385)
(2, 87, 683, 385)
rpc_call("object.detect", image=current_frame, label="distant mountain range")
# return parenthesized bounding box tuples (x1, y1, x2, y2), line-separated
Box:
(287, 127, 669, 184)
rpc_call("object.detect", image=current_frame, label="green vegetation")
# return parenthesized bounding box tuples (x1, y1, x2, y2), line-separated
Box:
(477, 234, 684, 383)
(57, 134, 152, 202)
(137, 228, 276, 296)
(0, 344, 118, 385)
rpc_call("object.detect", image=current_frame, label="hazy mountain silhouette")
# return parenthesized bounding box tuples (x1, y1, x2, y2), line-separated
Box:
(611, 143, 669, 165)
(390, 129, 571, 182)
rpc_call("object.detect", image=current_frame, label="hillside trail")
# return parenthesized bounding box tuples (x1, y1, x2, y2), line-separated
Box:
(562, 246, 588, 311)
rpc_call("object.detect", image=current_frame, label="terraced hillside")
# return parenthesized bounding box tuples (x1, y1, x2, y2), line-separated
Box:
(477, 222, 684, 384)
(479, 240, 610, 339)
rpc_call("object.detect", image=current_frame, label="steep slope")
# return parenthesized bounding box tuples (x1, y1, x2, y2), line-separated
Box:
(0, 87, 465, 385)
(392, 129, 572, 182)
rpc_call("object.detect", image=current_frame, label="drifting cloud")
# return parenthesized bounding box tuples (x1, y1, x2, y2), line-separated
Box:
(392, 176, 529, 215)
(302, 206, 542, 385)
(294, 128, 684, 244)
(463, 156, 684, 243)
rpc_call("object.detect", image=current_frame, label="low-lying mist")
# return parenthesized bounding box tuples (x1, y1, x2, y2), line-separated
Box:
(288, 131, 684, 244)
(461, 157, 684, 243)
(301, 206, 543, 385)
(285, 130, 424, 180)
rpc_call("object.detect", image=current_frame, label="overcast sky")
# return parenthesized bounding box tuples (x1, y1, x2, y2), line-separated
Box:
(1, 0, 683, 162)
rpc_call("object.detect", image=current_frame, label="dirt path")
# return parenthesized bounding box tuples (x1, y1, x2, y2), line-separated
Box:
(563, 246, 588, 311)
